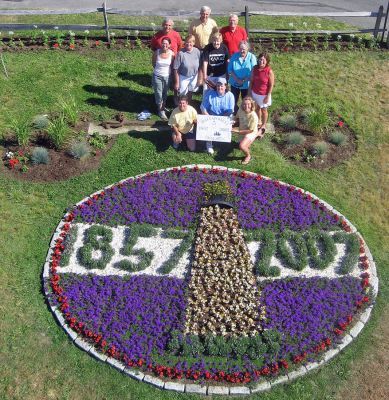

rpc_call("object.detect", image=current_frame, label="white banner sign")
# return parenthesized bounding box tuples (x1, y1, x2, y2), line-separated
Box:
(196, 115, 232, 143)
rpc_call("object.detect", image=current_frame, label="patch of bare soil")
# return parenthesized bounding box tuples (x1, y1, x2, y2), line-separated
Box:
(271, 107, 357, 170)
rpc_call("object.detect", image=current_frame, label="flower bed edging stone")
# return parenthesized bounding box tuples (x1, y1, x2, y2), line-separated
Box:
(43, 165, 378, 395)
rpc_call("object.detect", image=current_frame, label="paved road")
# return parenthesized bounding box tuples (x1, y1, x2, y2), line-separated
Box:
(0, 0, 386, 29)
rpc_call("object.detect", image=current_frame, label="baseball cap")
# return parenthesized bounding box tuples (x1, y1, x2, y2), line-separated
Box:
(216, 77, 227, 85)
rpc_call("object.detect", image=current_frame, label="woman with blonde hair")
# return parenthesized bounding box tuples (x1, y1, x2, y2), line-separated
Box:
(173, 35, 201, 103)
(231, 96, 259, 164)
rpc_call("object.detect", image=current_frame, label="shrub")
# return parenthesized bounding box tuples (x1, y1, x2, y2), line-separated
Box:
(69, 140, 90, 159)
(9, 118, 31, 146)
(31, 147, 49, 164)
(305, 108, 330, 133)
(47, 114, 70, 149)
(285, 130, 305, 146)
(312, 141, 328, 157)
(278, 113, 297, 130)
(32, 114, 50, 130)
(329, 130, 346, 146)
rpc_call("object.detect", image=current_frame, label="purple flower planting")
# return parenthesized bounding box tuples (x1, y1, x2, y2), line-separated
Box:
(72, 170, 338, 231)
(60, 274, 187, 359)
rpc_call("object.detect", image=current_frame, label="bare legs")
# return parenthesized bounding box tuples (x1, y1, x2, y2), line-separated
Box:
(239, 137, 253, 164)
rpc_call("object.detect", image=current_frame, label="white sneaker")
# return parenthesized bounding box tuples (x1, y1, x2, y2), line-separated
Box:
(158, 110, 168, 121)
(207, 146, 214, 155)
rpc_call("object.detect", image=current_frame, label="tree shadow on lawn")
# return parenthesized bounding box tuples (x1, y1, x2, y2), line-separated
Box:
(83, 84, 154, 114)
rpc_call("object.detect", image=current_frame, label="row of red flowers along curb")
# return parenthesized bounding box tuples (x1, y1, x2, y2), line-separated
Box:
(42, 165, 378, 395)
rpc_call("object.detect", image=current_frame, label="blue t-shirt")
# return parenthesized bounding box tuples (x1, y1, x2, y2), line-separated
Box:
(228, 51, 257, 89)
(200, 90, 235, 116)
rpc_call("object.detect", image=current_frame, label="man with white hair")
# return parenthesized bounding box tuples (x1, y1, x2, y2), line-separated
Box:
(220, 14, 248, 56)
(151, 18, 183, 54)
(188, 5, 218, 50)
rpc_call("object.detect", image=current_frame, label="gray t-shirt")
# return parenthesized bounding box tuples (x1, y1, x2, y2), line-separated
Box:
(173, 47, 201, 77)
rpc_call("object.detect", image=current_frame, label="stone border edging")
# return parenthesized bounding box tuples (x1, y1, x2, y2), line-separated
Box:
(42, 164, 378, 395)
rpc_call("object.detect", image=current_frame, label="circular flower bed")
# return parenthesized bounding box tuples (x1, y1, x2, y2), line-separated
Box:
(43, 165, 377, 394)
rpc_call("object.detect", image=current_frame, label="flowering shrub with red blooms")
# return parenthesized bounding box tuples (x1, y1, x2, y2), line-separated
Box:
(45, 166, 375, 385)
(3, 150, 29, 171)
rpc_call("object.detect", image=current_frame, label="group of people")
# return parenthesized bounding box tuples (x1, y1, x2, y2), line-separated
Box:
(150, 6, 275, 164)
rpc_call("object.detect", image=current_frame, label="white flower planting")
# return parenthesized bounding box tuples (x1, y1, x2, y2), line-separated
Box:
(184, 205, 263, 336)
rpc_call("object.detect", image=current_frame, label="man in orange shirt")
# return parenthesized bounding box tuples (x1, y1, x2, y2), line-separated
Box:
(220, 14, 248, 56)
(151, 18, 183, 55)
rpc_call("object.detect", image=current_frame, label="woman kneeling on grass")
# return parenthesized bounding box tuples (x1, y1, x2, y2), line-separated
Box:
(232, 96, 259, 165)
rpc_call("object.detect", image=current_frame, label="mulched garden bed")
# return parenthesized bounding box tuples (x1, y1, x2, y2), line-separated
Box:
(271, 107, 357, 169)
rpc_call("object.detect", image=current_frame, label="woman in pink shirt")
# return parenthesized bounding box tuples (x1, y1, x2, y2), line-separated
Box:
(248, 53, 275, 135)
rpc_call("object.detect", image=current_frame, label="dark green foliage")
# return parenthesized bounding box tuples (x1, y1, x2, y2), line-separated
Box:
(163, 228, 189, 239)
(277, 230, 308, 271)
(158, 230, 194, 274)
(253, 229, 280, 277)
(306, 229, 337, 269)
(114, 224, 156, 271)
(78, 225, 114, 269)
(182, 335, 205, 357)
(333, 232, 360, 274)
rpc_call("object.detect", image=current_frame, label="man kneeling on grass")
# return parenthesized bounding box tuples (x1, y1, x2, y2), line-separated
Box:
(168, 95, 197, 151)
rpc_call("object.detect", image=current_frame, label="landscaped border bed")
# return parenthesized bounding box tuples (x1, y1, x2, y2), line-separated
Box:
(42, 165, 378, 395)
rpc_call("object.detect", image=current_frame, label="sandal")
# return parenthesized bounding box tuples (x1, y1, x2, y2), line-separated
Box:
(241, 156, 251, 165)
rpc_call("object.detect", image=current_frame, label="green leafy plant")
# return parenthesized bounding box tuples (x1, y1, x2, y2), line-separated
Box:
(47, 114, 70, 149)
(278, 113, 297, 130)
(88, 132, 109, 149)
(333, 232, 360, 274)
(9, 117, 32, 146)
(203, 180, 233, 204)
(304, 108, 330, 133)
(69, 140, 91, 159)
(335, 35, 342, 51)
(31, 147, 50, 164)
(286, 130, 305, 146)
(312, 141, 329, 157)
(32, 114, 50, 130)
(60, 97, 78, 126)
(329, 130, 347, 146)
(305, 229, 337, 270)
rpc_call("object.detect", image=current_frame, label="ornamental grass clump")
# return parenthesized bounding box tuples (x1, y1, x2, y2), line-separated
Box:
(69, 140, 91, 159)
(47, 114, 70, 149)
(312, 141, 329, 157)
(329, 130, 347, 146)
(279, 113, 297, 130)
(9, 117, 31, 146)
(286, 130, 305, 146)
(305, 108, 331, 133)
(32, 114, 50, 130)
(31, 146, 50, 164)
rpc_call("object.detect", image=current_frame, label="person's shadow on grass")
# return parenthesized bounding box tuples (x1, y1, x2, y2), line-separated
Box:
(127, 130, 171, 153)
(118, 72, 151, 88)
(83, 84, 154, 113)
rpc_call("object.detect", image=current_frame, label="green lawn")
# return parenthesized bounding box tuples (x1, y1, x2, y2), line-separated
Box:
(0, 42, 388, 399)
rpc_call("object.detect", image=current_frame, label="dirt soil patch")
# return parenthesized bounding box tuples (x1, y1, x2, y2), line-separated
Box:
(271, 107, 357, 170)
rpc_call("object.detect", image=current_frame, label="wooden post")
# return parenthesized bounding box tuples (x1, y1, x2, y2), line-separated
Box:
(244, 6, 250, 36)
(373, 5, 384, 38)
(102, 2, 111, 44)
(381, 1, 389, 44)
